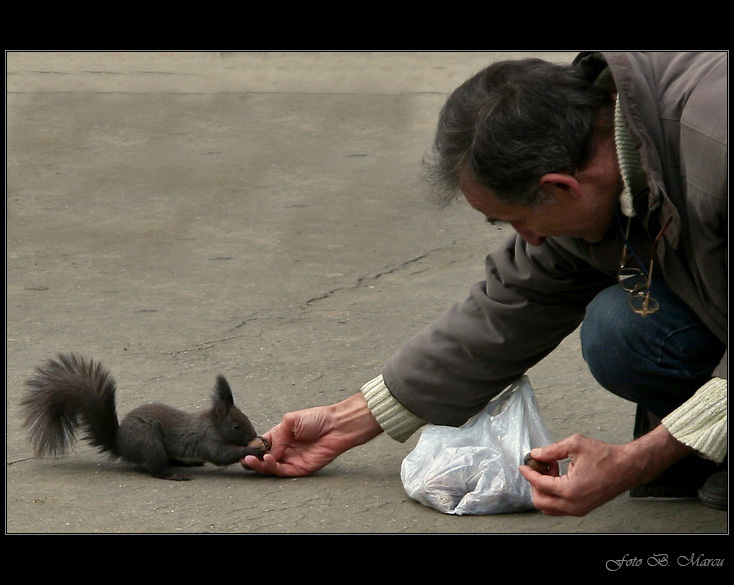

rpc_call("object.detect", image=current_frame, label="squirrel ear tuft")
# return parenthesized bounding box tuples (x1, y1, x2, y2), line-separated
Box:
(213, 375, 235, 407)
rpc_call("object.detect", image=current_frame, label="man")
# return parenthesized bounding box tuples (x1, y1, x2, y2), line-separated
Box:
(243, 52, 727, 516)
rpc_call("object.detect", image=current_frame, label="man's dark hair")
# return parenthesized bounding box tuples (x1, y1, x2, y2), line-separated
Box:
(424, 58, 614, 207)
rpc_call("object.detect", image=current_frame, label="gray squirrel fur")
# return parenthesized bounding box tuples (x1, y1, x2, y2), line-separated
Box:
(21, 353, 270, 480)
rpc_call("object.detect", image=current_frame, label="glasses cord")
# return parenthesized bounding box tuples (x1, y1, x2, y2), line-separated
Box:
(615, 209, 649, 278)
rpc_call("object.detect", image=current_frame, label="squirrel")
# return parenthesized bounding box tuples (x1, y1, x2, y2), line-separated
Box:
(20, 353, 270, 481)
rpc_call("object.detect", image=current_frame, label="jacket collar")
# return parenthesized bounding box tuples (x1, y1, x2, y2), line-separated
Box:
(580, 51, 682, 249)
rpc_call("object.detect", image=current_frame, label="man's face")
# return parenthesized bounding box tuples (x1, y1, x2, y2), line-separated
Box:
(461, 177, 618, 247)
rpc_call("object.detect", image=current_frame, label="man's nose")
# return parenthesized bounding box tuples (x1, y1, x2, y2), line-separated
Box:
(512, 224, 546, 247)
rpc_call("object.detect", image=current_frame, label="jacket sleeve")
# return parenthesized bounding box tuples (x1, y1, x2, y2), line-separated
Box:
(662, 377, 727, 463)
(380, 232, 615, 428)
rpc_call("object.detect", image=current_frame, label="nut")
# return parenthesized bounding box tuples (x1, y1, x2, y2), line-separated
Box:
(247, 435, 271, 453)
(524, 452, 550, 474)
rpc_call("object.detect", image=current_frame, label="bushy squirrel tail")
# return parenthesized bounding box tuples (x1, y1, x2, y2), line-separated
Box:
(21, 354, 120, 458)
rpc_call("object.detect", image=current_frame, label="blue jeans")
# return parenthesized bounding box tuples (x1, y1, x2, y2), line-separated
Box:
(580, 279, 725, 419)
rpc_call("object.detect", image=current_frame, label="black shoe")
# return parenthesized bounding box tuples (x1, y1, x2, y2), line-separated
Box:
(629, 405, 723, 498)
(698, 471, 727, 511)
(629, 453, 721, 498)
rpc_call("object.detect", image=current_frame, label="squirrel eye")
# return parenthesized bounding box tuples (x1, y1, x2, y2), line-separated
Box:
(233, 423, 241, 431)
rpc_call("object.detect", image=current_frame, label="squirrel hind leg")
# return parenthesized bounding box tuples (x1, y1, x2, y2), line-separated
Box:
(147, 458, 205, 480)
(167, 457, 206, 467)
(152, 469, 193, 481)
(117, 429, 178, 480)
(142, 457, 192, 481)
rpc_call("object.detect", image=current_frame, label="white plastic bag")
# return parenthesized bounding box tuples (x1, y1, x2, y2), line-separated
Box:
(400, 376, 552, 515)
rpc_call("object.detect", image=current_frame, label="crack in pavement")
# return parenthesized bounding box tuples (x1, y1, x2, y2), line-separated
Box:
(304, 243, 454, 307)
(165, 243, 456, 354)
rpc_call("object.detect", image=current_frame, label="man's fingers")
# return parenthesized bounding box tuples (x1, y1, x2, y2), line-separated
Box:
(242, 453, 278, 475)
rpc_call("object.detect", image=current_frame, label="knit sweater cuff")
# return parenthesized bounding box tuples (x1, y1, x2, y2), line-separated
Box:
(360, 374, 425, 443)
(662, 377, 728, 463)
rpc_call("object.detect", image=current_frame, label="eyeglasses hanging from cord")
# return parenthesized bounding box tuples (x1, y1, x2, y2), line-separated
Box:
(616, 211, 673, 317)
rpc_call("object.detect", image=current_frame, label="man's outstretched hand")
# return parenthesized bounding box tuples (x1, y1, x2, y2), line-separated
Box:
(242, 392, 383, 477)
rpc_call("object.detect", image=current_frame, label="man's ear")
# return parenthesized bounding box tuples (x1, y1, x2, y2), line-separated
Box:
(538, 173, 582, 199)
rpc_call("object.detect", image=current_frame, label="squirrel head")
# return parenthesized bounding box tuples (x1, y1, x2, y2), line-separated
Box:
(210, 375, 258, 446)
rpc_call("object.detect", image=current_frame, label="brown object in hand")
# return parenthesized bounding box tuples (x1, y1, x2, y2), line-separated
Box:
(248, 435, 271, 458)
(524, 452, 550, 474)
